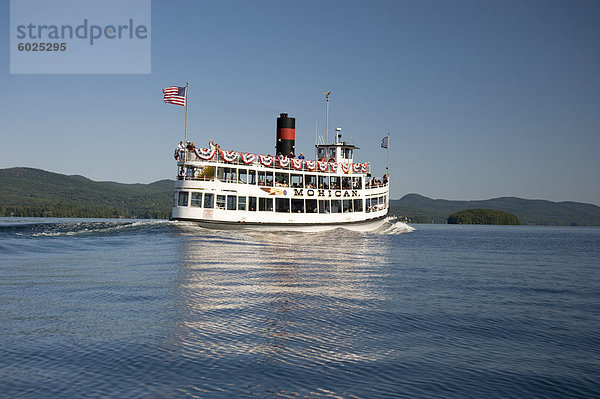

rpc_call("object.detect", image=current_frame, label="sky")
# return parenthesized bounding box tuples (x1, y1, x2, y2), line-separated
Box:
(1, 0, 599, 205)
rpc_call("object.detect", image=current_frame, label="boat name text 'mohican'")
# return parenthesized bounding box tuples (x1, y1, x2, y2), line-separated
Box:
(260, 188, 360, 198)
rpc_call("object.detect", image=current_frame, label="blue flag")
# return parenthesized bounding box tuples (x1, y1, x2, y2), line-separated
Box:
(381, 136, 388, 149)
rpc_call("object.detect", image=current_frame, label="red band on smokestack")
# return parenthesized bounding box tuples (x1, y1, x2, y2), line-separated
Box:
(277, 128, 295, 140)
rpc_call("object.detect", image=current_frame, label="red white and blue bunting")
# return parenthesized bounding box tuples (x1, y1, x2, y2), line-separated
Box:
(291, 158, 303, 170)
(220, 150, 238, 162)
(182, 144, 371, 175)
(278, 156, 290, 168)
(240, 153, 255, 164)
(259, 154, 273, 167)
(317, 161, 328, 172)
(194, 148, 216, 160)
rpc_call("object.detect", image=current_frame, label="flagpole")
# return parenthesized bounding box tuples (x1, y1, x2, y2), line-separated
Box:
(386, 132, 390, 176)
(184, 82, 189, 144)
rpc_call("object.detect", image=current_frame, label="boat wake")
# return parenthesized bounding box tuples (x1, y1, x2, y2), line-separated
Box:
(0, 219, 170, 237)
(169, 216, 414, 235)
(375, 217, 416, 235)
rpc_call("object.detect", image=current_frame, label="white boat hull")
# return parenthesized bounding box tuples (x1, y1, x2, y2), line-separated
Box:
(171, 214, 390, 232)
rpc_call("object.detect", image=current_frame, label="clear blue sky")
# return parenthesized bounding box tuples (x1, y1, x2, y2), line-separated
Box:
(2, 0, 599, 205)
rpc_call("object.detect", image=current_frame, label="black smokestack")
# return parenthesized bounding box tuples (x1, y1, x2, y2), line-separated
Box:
(276, 113, 295, 156)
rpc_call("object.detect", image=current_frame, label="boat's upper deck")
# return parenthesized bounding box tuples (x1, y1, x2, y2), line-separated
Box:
(177, 147, 372, 175)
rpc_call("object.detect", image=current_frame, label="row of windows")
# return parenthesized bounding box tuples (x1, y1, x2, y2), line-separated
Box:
(182, 166, 363, 190)
(176, 191, 387, 213)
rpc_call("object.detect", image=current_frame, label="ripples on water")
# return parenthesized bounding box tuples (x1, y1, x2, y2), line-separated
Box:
(1, 219, 599, 398)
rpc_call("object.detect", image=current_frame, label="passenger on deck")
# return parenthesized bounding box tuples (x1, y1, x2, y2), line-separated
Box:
(298, 153, 305, 159)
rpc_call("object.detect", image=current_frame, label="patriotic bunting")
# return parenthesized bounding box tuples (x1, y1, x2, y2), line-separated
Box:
(259, 154, 273, 167)
(240, 153, 255, 164)
(278, 157, 290, 168)
(220, 150, 238, 162)
(194, 148, 216, 160)
(305, 160, 317, 171)
(291, 158, 303, 170)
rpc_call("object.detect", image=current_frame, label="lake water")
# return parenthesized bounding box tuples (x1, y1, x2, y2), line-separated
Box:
(1, 218, 599, 398)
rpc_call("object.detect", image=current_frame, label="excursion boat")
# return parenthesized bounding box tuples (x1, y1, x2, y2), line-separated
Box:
(170, 113, 390, 231)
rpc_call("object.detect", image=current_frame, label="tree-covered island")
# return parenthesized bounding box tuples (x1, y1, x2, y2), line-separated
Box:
(447, 208, 521, 225)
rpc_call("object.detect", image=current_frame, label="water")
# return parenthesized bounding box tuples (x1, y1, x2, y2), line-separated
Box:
(1, 218, 599, 398)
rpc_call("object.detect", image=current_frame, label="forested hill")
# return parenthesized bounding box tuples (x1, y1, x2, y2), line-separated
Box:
(0, 167, 173, 218)
(2, 168, 599, 225)
(390, 194, 600, 226)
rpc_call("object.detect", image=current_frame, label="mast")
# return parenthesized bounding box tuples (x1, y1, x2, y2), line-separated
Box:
(324, 91, 331, 144)
(386, 132, 390, 176)
(184, 82, 189, 144)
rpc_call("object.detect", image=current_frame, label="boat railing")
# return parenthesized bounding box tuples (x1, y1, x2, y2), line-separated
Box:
(179, 148, 371, 174)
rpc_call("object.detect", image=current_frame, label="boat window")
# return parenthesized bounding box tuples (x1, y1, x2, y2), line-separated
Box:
(318, 175, 328, 189)
(238, 196, 247, 211)
(330, 176, 341, 190)
(191, 192, 203, 207)
(342, 177, 352, 190)
(275, 172, 289, 187)
(343, 199, 353, 213)
(331, 199, 342, 213)
(248, 170, 256, 185)
(329, 148, 336, 159)
(204, 193, 214, 208)
(248, 196, 257, 211)
(177, 191, 189, 207)
(216, 195, 226, 209)
(353, 199, 363, 212)
(216, 167, 225, 182)
(225, 168, 237, 183)
(317, 148, 325, 160)
(227, 195, 237, 210)
(366, 198, 372, 212)
(265, 172, 273, 187)
(290, 174, 303, 188)
(275, 198, 290, 213)
(185, 166, 195, 179)
(259, 197, 273, 211)
(352, 177, 362, 189)
(291, 199, 304, 213)
(319, 200, 330, 214)
(306, 199, 318, 213)
(305, 175, 317, 188)
(239, 169, 247, 184)
(344, 149, 352, 159)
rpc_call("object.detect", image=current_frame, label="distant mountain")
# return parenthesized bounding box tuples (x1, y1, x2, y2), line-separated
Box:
(2, 168, 598, 225)
(0, 167, 173, 218)
(390, 193, 600, 226)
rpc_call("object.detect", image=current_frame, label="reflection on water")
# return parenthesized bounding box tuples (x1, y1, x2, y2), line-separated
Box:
(170, 228, 397, 395)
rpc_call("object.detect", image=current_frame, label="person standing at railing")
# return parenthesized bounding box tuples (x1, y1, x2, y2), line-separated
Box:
(176, 141, 185, 160)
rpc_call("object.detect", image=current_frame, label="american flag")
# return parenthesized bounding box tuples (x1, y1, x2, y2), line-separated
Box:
(163, 86, 186, 106)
